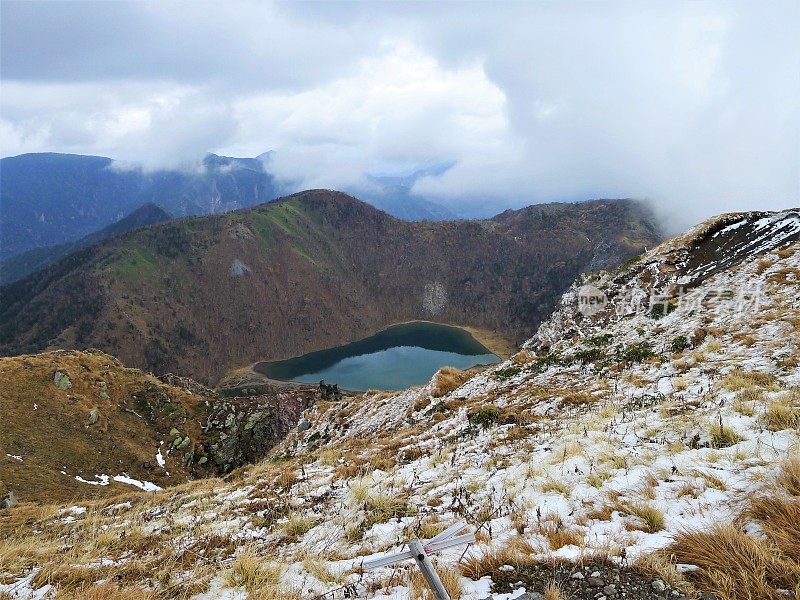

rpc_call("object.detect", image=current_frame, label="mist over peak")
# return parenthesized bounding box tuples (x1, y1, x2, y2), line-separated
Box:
(2, 1, 798, 231)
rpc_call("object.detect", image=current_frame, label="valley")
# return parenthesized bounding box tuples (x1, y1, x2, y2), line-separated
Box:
(0, 190, 661, 384)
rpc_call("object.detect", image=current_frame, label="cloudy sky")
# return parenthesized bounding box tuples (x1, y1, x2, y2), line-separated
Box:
(1, 1, 798, 227)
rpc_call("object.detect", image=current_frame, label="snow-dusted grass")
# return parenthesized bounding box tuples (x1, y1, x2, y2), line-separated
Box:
(1, 231, 799, 599)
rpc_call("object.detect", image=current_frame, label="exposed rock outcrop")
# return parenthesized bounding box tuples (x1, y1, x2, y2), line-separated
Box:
(203, 390, 316, 472)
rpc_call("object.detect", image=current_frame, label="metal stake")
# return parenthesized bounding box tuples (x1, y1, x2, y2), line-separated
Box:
(409, 539, 451, 600)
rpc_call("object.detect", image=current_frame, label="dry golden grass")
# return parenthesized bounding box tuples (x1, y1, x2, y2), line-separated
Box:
(561, 391, 598, 405)
(634, 552, 693, 593)
(762, 398, 799, 431)
(0, 532, 64, 574)
(670, 524, 800, 599)
(667, 458, 800, 600)
(282, 513, 317, 541)
(721, 371, 777, 392)
(413, 516, 447, 541)
(692, 470, 727, 492)
(301, 553, 344, 584)
(226, 548, 282, 591)
(708, 421, 744, 448)
(675, 481, 701, 499)
(540, 479, 571, 496)
(52, 583, 158, 599)
(362, 490, 413, 529)
(0, 350, 213, 504)
(528, 513, 584, 550)
(732, 394, 757, 416)
(459, 538, 538, 579)
(746, 495, 800, 562)
(251, 585, 302, 600)
(431, 367, 473, 398)
(617, 502, 665, 533)
(586, 470, 611, 489)
(543, 581, 566, 600)
(779, 455, 800, 496)
(410, 562, 463, 600)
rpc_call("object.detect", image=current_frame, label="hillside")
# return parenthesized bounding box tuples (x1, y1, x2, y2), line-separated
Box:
(0, 191, 660, 383)
(0, 349, 318, 505)
(0, 203, 172, 284)
(1, 209, 797, 600)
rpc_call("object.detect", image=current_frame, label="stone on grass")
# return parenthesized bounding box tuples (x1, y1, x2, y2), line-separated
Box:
(54, 370, 72, 390)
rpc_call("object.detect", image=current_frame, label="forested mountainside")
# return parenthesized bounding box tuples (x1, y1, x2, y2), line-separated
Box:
(0, 153, 458, 259)
(0, 152, 278, 258)
(0, 190, 660, 383)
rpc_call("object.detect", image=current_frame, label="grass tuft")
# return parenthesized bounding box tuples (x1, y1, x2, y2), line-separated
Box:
(410, 562, 462, 600)
(670, 523, 800, 599)
(432, 367, 472, 398)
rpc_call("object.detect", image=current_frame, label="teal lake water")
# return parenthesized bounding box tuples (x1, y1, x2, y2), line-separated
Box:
(254, 322, 500, 391)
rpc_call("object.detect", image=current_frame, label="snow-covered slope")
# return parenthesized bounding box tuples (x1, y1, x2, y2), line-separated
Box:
(2, 209, 799, 600)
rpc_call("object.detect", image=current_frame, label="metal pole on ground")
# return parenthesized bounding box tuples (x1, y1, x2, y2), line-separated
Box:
(408, 539, 451, 600)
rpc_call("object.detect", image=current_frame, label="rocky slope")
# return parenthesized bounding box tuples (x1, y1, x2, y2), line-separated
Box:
(0, 350, 318, 505)
(1, 208, 797, 600)
(0, 191, 660, 383)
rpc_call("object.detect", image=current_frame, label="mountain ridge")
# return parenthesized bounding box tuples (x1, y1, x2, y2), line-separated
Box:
(0, 152, 461, 259)
(0, 190, 661, 383)
(0, 202, 172, 284)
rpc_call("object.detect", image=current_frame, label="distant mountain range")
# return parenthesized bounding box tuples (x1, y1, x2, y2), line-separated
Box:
(0, 190, 661, 383)
(0, 152, 460, 260)
(0, 202, 172, 284)
(0, 152, 279, 259)
(361, 162, 459, 221)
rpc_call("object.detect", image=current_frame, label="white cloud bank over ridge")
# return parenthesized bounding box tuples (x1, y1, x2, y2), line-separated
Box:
(1, 0, 798, 228)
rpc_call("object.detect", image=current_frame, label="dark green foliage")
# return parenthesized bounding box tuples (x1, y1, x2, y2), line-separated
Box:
(425, 401, 451, 416)
(619, 252, 644, 271)
(467, 406, 501, 426)
(527, 352, 565, 374)
(586, 333, 614, 347)
(617, 342, 655, 363)
(493, 366, 522, 380)
(573, 347, 604, 363)
(671, 335, 691, 352)
(650, 300, 678, 319)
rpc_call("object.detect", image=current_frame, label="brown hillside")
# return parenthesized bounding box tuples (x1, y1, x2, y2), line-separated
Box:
(0, 350, 316, 504)
(0, 191, 661, 383)
(0, 350, 214, 504)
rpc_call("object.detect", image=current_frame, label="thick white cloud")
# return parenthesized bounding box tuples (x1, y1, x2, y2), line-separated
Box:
(1, 0, 797, 228)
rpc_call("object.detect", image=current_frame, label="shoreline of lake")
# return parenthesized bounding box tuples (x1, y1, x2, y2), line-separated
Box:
(249, 321, 505, 392)
(390, 320, 517, 359)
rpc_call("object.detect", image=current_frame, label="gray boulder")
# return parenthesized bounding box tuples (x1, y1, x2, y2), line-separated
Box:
(1, 491, 18, 509)
(54, 370, 72, 390)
